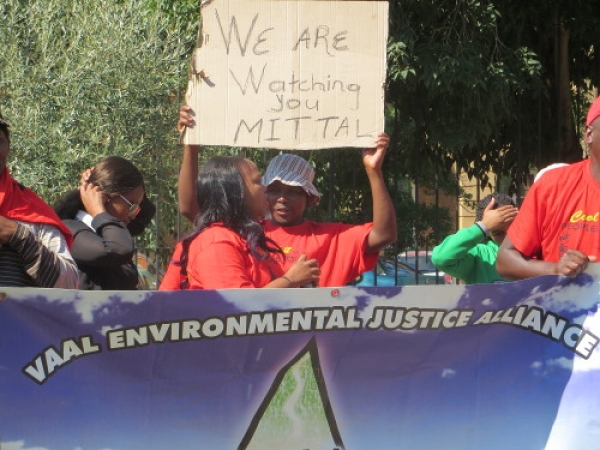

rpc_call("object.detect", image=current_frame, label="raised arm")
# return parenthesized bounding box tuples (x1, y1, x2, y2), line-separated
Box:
(431, 225, 483, 278)
(362, 132, 397, 254)
(177, 105, 201, 222)
(73, 182, 136, 266)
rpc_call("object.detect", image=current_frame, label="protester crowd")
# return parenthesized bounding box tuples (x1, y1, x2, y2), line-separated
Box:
(2, 96, 600, 290)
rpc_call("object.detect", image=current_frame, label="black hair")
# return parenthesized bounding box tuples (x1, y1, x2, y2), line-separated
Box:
(475, 193, 515, 222)
(127, 195, 156, 237)
(176, 155, 281, 288)
(0, 115, 10, 142)
(54, 189, 84, 220)
(54, 156, 152, 234)
(88, 155, 144, 194)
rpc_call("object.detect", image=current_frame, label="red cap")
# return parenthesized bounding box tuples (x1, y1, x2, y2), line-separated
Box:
(586, 96, 600, 126)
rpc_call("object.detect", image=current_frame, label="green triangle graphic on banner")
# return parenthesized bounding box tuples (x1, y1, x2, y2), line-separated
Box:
(238, 337, 344, 450)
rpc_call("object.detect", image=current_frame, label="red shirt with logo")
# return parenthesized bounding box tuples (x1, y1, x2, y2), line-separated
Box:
(262, 219, 378, 287)
(508, 159, 600, 261)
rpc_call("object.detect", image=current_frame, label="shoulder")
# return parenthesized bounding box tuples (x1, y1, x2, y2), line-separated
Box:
(17, 221, 72, 253)
(523, 161, 586, 208)
(62, 219, 89, 233)
(535, 161, 585, 189)
(193, 224, 243, 244)
(301, 220, 359, 232)
(61, 219, 93, 241)
(21, 220, 69, 238)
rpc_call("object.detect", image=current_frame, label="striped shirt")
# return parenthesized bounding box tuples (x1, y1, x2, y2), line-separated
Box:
(0, 221, 79, 288)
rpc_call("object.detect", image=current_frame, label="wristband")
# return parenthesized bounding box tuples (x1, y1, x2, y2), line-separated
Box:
(475, 221, 490, 239)
(282, 275, 296, 287)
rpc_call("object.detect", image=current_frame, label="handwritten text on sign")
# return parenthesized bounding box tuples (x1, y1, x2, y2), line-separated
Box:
(184, 0, 389, 150)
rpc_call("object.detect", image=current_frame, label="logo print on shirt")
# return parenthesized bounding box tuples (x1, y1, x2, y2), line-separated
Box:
(570, 210, 600, 222)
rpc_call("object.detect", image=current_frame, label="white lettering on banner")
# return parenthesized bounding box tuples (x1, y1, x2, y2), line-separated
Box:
(107, 307, 363, 350)
(472, 305, 530, 325)
(22, 336, 101, 384)
(366, 307, 474, 330)
(19, 302, 599, 385)
(474, 305, 600, 359)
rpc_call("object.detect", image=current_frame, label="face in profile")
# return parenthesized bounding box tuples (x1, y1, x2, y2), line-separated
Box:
(239, 159, 268, 221)
(105, 186, 145, 225)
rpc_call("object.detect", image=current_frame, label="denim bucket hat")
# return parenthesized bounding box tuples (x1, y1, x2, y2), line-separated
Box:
(262, 153, 321, 199)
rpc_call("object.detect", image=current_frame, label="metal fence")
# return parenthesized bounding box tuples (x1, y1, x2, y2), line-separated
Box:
(135, 164, 464, 289)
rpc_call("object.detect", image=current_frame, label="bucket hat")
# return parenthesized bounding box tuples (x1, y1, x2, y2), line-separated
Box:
(262, 153, 321, 199)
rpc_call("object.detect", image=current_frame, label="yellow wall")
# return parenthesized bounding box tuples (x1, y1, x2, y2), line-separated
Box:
(457, 171, 498, 229)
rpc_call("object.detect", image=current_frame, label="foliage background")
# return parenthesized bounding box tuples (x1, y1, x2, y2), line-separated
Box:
(1, 0, 199, 265)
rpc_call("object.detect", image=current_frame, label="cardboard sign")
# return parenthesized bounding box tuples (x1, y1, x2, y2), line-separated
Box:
(183, 0, 388, 150)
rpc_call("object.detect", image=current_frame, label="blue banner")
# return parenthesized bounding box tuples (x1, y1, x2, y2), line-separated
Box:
(2, 267, 600, 450)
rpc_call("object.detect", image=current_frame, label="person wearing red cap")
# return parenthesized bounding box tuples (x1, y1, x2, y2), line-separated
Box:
(0, 115, 78, 288)
(175, 105, 397, 287)
(496, 96, 600, 280)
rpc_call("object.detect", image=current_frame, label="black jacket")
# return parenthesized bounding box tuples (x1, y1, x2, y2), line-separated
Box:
(55, 191, 156, 290)
(64, 213, 139, 290)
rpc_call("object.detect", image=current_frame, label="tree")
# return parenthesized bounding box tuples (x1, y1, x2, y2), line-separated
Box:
(385, 0, 600, 195)
(4, 0, 441, 277)
(0, 0, 198, 262)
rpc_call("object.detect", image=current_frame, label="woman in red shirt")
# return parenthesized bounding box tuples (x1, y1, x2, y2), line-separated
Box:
(160, 156, 320, 290)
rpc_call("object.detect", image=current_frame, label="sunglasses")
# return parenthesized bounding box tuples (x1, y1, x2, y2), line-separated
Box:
(119, 194, 141, 219)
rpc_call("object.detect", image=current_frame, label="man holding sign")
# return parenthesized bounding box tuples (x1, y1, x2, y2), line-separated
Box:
(172, 106, 397, 288)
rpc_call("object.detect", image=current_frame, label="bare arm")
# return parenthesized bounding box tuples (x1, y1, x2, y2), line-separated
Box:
(496, 235, 596, 280)
(177, 106, 201, 222)
(264, 254, 321, 288)
(363, 132, 397, 254)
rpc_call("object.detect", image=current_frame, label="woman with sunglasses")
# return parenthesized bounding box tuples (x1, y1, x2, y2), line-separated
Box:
(54, 156, 155, 290)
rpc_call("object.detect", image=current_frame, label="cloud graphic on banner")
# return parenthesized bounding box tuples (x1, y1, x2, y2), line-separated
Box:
(1, 441, 48, 450)
(71, 292, 149, 324)
(14, 289, 151, 324)
(441, 368, 457, 379)
(547, 357, 574, 371)
(530, 357, 573, 376)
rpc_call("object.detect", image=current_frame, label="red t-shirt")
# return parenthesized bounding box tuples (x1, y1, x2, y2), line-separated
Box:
(159, 224, 283, 290)
(508, 159, 600, 262)
(262, 219, 377, 287)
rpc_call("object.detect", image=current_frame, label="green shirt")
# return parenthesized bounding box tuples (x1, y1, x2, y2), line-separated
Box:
(431, 224, 506, 284)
